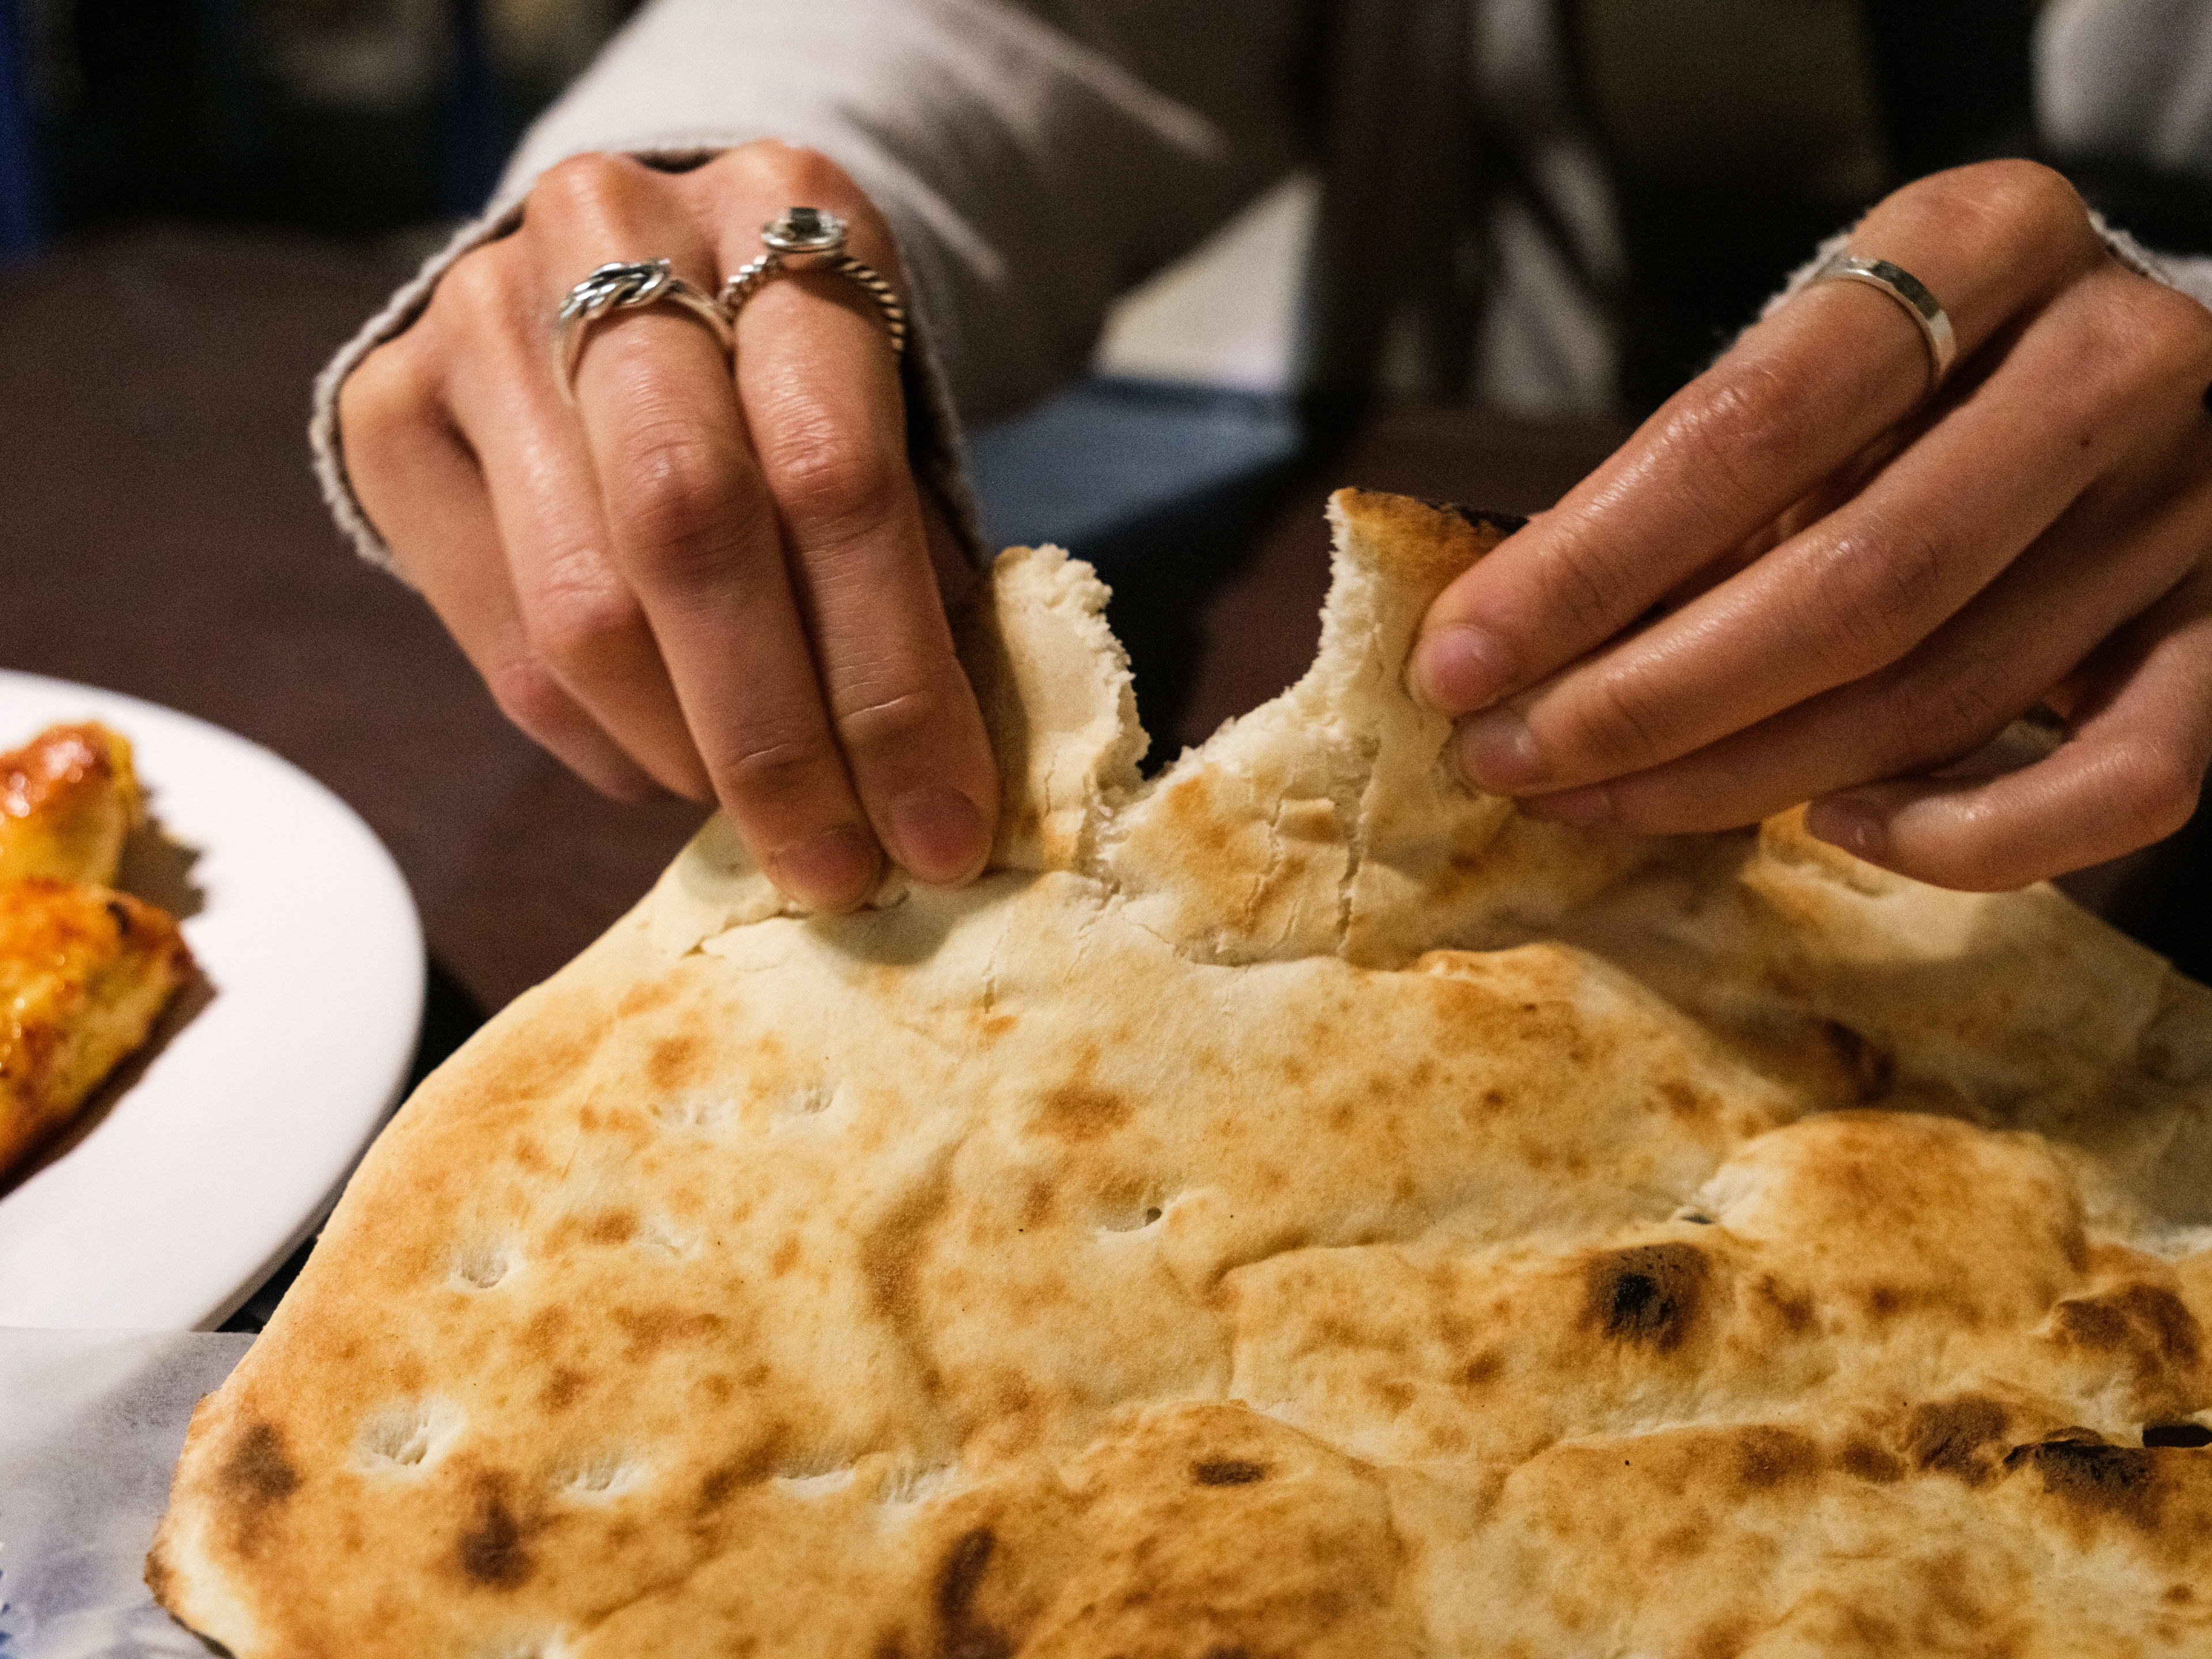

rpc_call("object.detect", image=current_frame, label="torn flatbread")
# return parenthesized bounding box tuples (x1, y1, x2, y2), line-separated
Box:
(151, 491, 2212, 1658)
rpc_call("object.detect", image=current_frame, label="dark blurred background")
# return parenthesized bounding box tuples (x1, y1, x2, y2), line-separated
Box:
(1, 0, 632, 251)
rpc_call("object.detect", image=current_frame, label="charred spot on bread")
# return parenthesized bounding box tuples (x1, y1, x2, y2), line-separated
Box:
(1584, 1243, 1709, 1351)
(2142, 1422, 2212, 1449)
(1191, 1458, 1267, 1487)
(1034, 1081, 1131, 1141)
(1839, 1437, 1906, 1484)
(1730, 1426, 1821, 1491)
(1817, 1019, 1894, 1103)
(1907, 1396, 2012, 1484)
(2054, 1284, 2202, 1367)
(933, 1528, 1010, 1659)
(1413, 499, 1528, 539)
(456, 1476, 532, 1588)
(2004, 1438, 2166, 1529)
(221, 1423, 299, 1505)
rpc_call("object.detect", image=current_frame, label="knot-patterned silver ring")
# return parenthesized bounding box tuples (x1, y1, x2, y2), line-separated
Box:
(719, 208, 908, 359)
(553, 259, 733, 403)
(1812, 253, 1956, 393)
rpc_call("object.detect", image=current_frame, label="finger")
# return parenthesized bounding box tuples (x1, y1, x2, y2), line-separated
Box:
(429, 232, 712, 801)
(1523, 414, 2212, 834)
(1802, 566, 2212, 890)
(706, 147, 997, 884)
(1412, 160, 2107, 717)
(532, 152, 881, 910)
(1456, 259, 2212, 797)
(340, 335, 661, 801)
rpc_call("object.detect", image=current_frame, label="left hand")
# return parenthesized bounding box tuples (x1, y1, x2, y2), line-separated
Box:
(1410, 160, 2212, 891)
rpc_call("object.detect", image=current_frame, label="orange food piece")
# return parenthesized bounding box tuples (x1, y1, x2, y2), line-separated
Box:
(0, 721, 145, 887)
(0, 876, 192, 1181)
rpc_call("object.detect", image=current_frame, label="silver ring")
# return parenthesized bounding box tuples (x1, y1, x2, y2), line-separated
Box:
(1812, 253, 1957, 392)
(554, 259, 733, 403)
(718, 208, 908, 359)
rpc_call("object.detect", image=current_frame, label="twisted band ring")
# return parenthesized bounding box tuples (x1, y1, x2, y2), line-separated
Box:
(719, 207, 908, 359)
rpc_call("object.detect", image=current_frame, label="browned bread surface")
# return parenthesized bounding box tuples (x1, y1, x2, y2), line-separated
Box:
(150, 491, 2212, 1657)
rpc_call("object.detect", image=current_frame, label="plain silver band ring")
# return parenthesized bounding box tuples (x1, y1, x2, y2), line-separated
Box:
(554, 259, 733, 404)
(1812, 253, 1957, 392)
(719, 209, 908, 359)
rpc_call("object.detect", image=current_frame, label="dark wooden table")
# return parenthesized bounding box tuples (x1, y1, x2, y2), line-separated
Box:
(5, 228, 2195, 1024)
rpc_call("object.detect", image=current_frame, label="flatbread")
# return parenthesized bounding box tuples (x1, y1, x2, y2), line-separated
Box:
(151, 491, 2212, 1657)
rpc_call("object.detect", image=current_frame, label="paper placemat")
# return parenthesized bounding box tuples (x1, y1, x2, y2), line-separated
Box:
(1, 1328, 252, 1657)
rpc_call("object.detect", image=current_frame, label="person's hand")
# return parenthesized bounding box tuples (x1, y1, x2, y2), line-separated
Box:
(340, 142, 997, 910)
(1411, 160, 2212, 891)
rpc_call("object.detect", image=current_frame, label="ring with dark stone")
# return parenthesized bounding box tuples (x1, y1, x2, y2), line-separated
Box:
(720, 209, 908, 359)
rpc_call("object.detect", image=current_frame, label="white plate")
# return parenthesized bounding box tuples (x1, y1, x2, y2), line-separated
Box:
(0, 672, 423, 1330)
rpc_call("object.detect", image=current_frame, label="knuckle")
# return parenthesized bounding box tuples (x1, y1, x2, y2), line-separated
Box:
(1563, 667, 1672, 772)
(338, 338, 432, 440)
(607, 427, 749, 582)
(531, 151, 642, 221)
(442, 237, 524, 313)
(1664, 357, 1812, 524)
(1891, 162, 2098, 287)
(2149, 281, 2212, 357)
(728, 139, 852, 199)
(1970, 158, 2085, 239)
(2121, 281, 2212, 388)
(1533, 527, 1639, 640)
(1825, 513, 1953, 666)
(714, 142, 893, 267)
(1914, 160, 2087, 248)
(711, 725, 843, 806)
(1889, 661, 2010, 764)
(2044, 281, 2212, 418)
(771, 440, 902, 550)
(2044, 307, 2137, 417)
(836, 683, 947, 756)
(531, 578, 644, 677)
(485, 655, 576, 743)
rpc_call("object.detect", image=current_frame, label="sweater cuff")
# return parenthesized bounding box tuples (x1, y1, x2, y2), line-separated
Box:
(308, 154, 985, 577)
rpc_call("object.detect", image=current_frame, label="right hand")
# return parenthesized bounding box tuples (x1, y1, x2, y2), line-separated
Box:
(340, 142, 998, 911)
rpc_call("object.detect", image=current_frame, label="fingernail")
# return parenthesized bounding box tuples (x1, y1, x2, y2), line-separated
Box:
(770, 825, 880, 910)
(1453, 706, 1547, 793)
(1412, 623, 1516, 713)
(888, 786, 987, 884)
(1521, 784, 1612, 826)
(1806, 797, 1889, 863)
